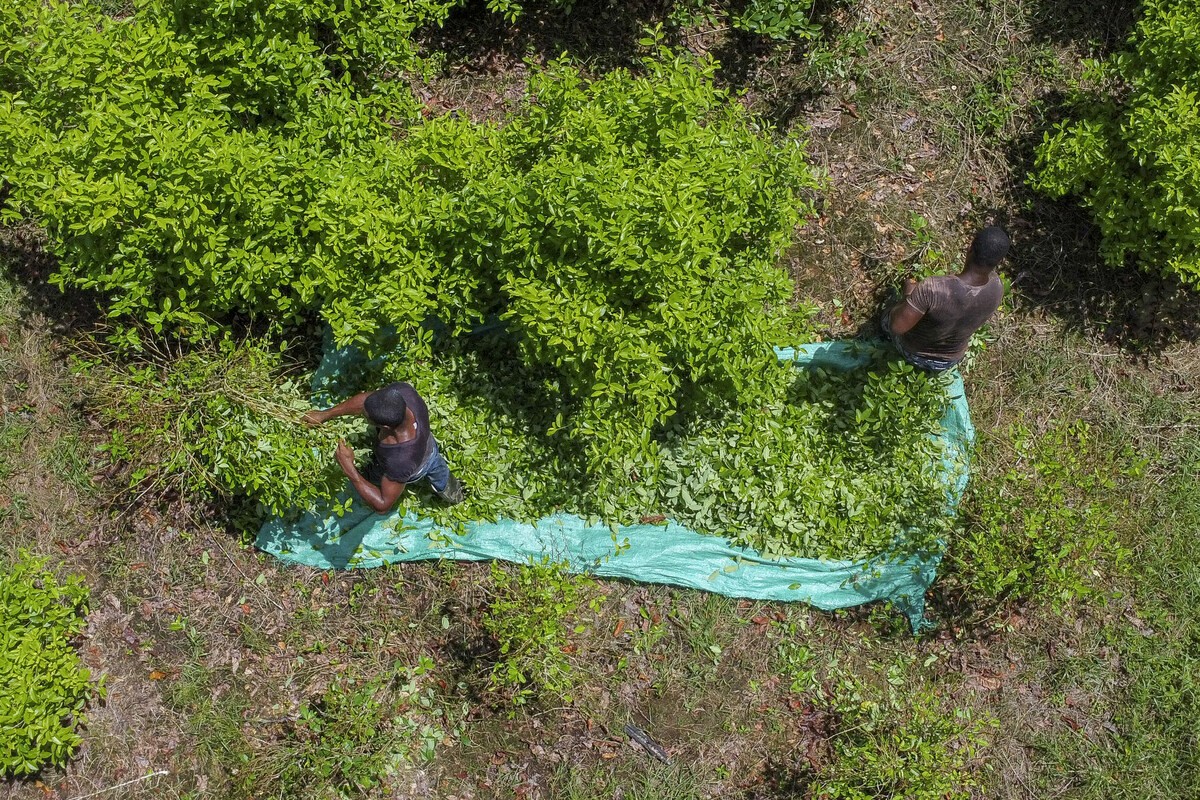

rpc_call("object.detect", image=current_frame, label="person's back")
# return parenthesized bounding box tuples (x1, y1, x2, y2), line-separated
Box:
(372, 382, 434, 484)
(884, 226, 1009, 371)
(897, 273, 1003, 364)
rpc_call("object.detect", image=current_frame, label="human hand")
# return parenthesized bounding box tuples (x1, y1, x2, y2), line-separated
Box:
(302, 410, 324, 426)
(335, 440, 356, 471)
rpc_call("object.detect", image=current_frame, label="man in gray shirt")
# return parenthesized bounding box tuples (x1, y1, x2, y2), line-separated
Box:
(882, 226, 1009, 371)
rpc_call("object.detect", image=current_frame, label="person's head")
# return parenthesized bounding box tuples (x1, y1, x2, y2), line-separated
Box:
(364, 383, 408, 428)
(966, 226, 1010, 271)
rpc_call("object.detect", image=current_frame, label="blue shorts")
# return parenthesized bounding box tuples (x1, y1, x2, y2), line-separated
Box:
(405, 439, 451, 493)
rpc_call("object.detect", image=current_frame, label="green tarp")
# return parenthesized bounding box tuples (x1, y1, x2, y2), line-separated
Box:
(256, 340, 974, 631)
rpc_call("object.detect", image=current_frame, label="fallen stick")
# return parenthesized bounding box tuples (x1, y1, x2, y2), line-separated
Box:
(624, 723, 671, 764)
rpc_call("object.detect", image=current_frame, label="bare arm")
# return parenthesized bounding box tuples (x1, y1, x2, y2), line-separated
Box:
(303, 392, 371, 425)
(888, 300, 925, 335)
(334, 440, 406, 513)
(888, 279, 925, 335)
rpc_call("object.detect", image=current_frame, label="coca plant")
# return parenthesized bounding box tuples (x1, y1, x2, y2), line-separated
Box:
(1, 1, 819, 477)
(414, 49, 820, 469)
(1033, 0, 1200, 287)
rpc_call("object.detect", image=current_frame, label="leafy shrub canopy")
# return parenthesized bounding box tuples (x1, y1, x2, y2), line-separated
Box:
(410, 53, 819, 463)
(0, 553, 101, 777)
(1, 0, 818, 464)
(1033, 0, 1200, 286)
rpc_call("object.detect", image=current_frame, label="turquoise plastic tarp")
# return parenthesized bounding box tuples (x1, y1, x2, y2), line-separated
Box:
(255, 340, 974, 631)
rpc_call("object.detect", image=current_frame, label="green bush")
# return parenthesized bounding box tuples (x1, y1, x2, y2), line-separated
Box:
(1, 553, 101, 777)
(1032, 0, 1200, 286)
(411, 50, 819, 467)
(0, 0, 436, 341)
(146, 0, 455, 118)
(1, 1, 819, 463)
(951, 421, 1134, 606)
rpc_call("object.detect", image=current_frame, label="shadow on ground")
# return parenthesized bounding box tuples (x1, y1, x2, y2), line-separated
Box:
(1001, 199, 1200, 354)
(1027, 0, 1138, 55)
(0, 224, 104, 336)
(420, 0, 672, 73)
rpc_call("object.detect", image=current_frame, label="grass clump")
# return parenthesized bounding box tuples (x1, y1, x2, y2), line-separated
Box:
(552, 763, 706, 800)
(0, 552, 101, 777)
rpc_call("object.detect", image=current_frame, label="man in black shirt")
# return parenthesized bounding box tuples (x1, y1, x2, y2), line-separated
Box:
(303, 382, 464, 512)
(883, 226, 1009, 371)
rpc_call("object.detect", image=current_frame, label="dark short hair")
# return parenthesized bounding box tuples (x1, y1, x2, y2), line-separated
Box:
(363, 383, 408, 427)
(969, 226, 1010, 268)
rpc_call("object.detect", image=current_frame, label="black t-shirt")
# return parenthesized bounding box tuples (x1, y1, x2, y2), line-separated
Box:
(375, 383, 434, 482)
(899, 274, 1003, 361)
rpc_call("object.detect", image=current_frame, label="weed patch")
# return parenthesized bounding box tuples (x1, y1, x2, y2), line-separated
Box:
(806, 656, 995, 800)
(483, 559, 599, 706)
(241, 658, 451, 797)
(1032, 436, 1200, 798)
(951, 420, 1136, 607)
(816, 688, 991, 799)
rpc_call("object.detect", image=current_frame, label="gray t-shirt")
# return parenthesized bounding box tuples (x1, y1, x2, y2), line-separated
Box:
(898, 274, 1003, 362)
